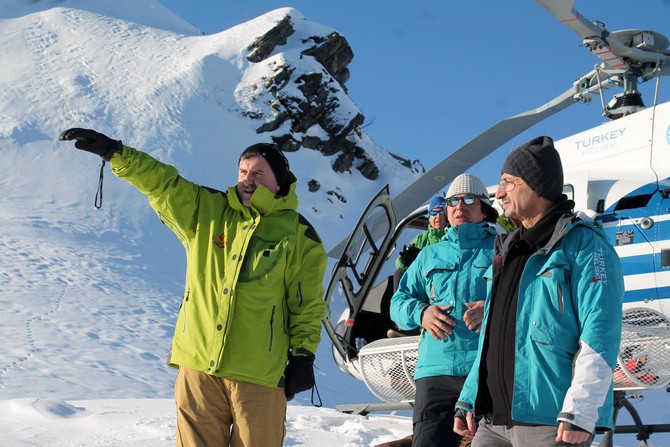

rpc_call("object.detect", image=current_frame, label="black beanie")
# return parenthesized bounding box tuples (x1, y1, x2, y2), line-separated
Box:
(239, 143, 291, 195)
(501, 136, 564, 201)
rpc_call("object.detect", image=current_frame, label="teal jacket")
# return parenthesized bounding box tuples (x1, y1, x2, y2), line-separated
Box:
(457, 216, 623, 432)
(390, 222, 496, 379)
(110, 146, 327, 388)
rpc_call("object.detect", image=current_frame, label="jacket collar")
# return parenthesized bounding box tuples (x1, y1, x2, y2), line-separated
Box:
(497, 195, 607, 256)
(446, 222, 496, 248)
(228, 180, 299, 216)
(427, 226, 446, 238)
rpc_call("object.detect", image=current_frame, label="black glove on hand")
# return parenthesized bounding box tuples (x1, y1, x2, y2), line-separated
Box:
(399, 244, 421, 267)
(284, 352, 315, 401)
(59, 128, 122, 161)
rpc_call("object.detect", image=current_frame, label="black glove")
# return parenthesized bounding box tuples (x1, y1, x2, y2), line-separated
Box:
(399, 244, 421, 267)
(283, 352, 315, 401)
(59, 128, 122, 162)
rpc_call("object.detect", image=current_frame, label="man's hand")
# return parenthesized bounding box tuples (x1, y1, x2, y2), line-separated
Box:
(556, 422, 591, 444)
(463, 300, 485, 333)
(421, 305, 456, 341)
(454, 409, 477, 438)
(59, 128, 122, 161)
(283, 352, 315, 401)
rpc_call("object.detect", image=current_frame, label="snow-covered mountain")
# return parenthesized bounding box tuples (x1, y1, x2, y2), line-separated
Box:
(0, 0, 423, 409)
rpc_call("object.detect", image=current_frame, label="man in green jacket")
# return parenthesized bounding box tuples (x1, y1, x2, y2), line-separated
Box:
(60, 128, 328, 447)
(392, 195, 448, 293)
(395, 195, 448, 270)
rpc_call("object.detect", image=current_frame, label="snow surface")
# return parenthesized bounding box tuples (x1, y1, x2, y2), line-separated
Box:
(0, 1, 666, 446)
(0, 398, 412, 446)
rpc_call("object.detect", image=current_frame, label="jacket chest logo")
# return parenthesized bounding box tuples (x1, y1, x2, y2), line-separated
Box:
(213, 232, 228, 248)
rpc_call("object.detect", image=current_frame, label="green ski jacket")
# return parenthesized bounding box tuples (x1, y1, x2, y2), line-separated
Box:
(110, 146, 327, 388)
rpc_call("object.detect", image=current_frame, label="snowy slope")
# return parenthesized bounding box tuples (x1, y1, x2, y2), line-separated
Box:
(0, 0, 421, 407)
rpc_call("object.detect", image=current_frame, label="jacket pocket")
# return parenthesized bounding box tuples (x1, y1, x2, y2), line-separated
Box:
(537, 265, 571, 319)
(239, 237, 286, 282)
(426, 264, 457, 305)
(529, 324, 578, 359)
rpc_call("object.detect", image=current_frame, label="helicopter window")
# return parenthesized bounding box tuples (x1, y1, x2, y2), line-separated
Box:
(563, 184, 574, 201)
(614, 194, 653, 211)
(406, 215, 429, 230)
(341, 205, 392, 291)
(662, 249, 670, 268)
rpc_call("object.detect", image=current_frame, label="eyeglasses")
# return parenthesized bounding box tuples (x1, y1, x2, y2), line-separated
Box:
(446, 195, 476, 207)
(429, 208, 444, 216)
(497, 178, 518, 192)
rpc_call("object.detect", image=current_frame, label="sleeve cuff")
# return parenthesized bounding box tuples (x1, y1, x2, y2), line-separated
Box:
(557, 412, 594, 434)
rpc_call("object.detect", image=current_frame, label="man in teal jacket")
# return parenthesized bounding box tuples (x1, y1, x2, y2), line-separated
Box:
(389, 174, 498, 447)
(60, 128, 327, 447)
(454, 136, 624, 447)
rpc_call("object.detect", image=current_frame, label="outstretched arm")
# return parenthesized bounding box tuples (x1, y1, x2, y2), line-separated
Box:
(59, 128, 122, 161)
(60, 127, 203, 241)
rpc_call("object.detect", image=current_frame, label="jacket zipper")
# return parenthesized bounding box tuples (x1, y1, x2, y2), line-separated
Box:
(296, 282, 303, 307)
(542, 270, 565, 316)
(157, 211, 190, 252)
(182, 290, 189, 333)
(556, 280, 564, 316)
(269, 305, 275, 352)
(155, 212, 191, 334)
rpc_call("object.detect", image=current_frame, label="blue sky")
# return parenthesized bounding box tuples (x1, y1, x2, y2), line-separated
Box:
(158, 0, 670, 188)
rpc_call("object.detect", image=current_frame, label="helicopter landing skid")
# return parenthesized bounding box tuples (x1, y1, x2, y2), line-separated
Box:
(336, 401, 413, 416)
(599, 390, 670, 447)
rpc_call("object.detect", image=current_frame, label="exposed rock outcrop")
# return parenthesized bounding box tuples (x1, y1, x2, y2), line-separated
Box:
(244, 13, 415, 181)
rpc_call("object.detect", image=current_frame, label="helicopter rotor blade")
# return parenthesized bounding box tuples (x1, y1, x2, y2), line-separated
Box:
(534, 0, 670, 79)
(534, 0, 629, 73)
(389, 85, 574, 222)
(534, 0, 605, 41)
(328, 73, 615, 258)
(389, 67, 619, 222)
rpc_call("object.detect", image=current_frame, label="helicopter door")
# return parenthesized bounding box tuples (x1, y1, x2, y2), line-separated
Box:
(603, 188, 661, 312)
(649, 101, 670, 316)
(323, 185, 397, 369)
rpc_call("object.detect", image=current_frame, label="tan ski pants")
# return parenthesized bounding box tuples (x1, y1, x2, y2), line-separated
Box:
(174, 366, 287, 447)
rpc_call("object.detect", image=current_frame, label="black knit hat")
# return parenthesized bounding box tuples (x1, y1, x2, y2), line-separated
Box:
(501, 136, 564, 200)
(239, 143, 291, 195)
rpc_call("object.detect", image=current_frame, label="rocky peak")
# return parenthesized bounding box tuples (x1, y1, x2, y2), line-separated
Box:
(245, 13, 414, 184)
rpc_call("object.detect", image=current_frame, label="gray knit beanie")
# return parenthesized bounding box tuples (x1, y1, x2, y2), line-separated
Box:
(446, 173, 491, 205)
(501, 136, 563, 200)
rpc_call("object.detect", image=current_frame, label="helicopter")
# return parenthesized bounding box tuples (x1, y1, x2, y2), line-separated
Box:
(322, 0, 670, 444)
